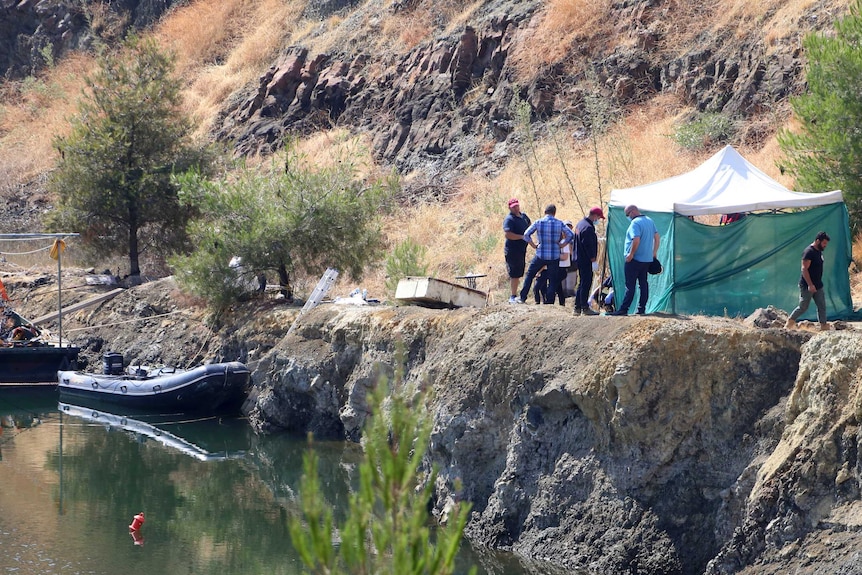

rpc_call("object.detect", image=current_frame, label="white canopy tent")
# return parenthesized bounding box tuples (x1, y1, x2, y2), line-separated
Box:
(604, 146, 855, 318)
(609, 145, 844, 215)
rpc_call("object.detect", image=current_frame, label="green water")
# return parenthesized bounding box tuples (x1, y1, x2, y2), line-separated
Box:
(0, 389, 535, 575)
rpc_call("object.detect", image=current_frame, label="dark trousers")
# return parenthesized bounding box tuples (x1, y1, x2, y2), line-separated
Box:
(618, 259, 651, 314)
(575, 260, 593, 309)
(534, 270, 549, 303)
(553, 265, 568, 305)
(520, 257, 559, 304)
(789, 285, 827, 323)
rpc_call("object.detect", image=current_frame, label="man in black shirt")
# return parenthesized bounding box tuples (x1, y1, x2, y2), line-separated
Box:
(573, 206, 604, 314)
(503, 198, 531, 303)
(786, 231, 830, 331)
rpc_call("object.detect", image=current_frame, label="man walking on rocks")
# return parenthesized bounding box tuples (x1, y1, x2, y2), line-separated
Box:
(503, 197, 531, 303)
(611, 205, 659, 316)
(786, 231, 830, 331)
(519, 204, 575, 304)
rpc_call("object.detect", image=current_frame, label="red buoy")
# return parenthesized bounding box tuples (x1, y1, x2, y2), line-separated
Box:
(129, 512, 145, 531)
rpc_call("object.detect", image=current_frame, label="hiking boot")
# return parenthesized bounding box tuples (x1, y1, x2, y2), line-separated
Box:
(785, 318, 797, 330)
(573, 307, 583, 315)
(610, 309, 629, 316)
(581, 308, 599, 316)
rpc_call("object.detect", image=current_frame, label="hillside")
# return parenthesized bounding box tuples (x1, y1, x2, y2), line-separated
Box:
(0, 0, 857, 301)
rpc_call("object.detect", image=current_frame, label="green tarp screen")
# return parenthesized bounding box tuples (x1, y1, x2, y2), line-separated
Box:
(606, 203, 854, 319)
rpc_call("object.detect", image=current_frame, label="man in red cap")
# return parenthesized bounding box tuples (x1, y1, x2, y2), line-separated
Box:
(573, 206, 605, 314)
(503, 197, 531, 303)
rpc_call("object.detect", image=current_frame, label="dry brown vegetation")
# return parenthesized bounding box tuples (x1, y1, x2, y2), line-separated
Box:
(156, 0, 304, 138)
(513, 0, 849, 84)
(509, 0, 614, 81)
(0, 53, 93, 191)
(0, 0, 859, 306)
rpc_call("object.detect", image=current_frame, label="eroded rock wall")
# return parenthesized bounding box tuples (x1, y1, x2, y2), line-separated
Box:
(0, 0, 178, 79)
(245, 303, 859, 574)
(215, 0, 846, 193)
(708, 332, 862, 575)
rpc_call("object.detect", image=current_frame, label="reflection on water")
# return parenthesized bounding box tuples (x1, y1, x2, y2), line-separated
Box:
(0, 389, 543, 575)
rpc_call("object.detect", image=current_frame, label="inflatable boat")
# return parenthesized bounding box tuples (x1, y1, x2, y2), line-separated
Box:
(58, 357, 250, 414)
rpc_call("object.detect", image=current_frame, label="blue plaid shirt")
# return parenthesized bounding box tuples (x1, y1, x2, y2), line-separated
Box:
(524, 215, 575, 260)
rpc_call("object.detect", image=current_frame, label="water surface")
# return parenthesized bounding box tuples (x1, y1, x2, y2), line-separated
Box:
(0, 388, 540, 575)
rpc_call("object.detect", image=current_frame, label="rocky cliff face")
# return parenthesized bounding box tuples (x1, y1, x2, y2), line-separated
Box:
(214, 0, 844, 193)
(244, 303, 862, 575)
(0, 0, 177, 79)
(9, 272, 862, 574)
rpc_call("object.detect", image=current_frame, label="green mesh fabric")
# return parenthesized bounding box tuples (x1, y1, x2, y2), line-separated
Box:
(606, 203, 855, 319)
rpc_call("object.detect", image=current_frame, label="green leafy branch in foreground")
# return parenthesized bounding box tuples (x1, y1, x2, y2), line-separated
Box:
(289, 366, 475, 575)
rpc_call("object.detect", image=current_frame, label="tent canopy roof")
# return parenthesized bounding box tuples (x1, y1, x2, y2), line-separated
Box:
(609, 145, 843, 216)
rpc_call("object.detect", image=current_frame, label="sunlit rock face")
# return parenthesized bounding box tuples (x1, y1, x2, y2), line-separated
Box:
(246, 303, 862, 573)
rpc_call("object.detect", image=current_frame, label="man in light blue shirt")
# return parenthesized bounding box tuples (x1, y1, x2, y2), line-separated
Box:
(611, 205, 659, 315)
(518, 204, 575, 304)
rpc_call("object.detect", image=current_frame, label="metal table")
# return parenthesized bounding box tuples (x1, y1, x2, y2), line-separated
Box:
(455, 273, 487, 290)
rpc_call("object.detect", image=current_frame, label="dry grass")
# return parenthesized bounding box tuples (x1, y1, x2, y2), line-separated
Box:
(713, 0, 820, 40)
(510, 0, 614, 82)
(287, 0, 480, 56)
(380, 12, 433, 50)
(0, 53, 93, 190)
(371, 0, 471, 53)
(156, 0, 304, 138)
(293, 129, 383, 180)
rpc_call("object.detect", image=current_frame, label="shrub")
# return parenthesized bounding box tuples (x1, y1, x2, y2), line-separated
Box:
(672, 112, 737, 151)
(778, 0, 862, 233)
(172, 143, 395, 309)
(289, 352, 475, 575)
(385, 238, 428, 294)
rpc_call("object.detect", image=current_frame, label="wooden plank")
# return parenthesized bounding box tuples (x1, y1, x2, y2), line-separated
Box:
(30, 288, 125, 325)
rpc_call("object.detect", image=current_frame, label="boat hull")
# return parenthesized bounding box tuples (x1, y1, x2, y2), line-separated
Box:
(0, 345, 79, 384)
(58, 362, 250, 414)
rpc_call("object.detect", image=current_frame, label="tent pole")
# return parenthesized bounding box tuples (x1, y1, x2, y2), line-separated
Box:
(598, 210, 611, 312)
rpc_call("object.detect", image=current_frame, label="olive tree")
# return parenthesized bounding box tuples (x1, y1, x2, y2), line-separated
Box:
(49, 35, 212, 276)
(171, 145, 395, 308)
